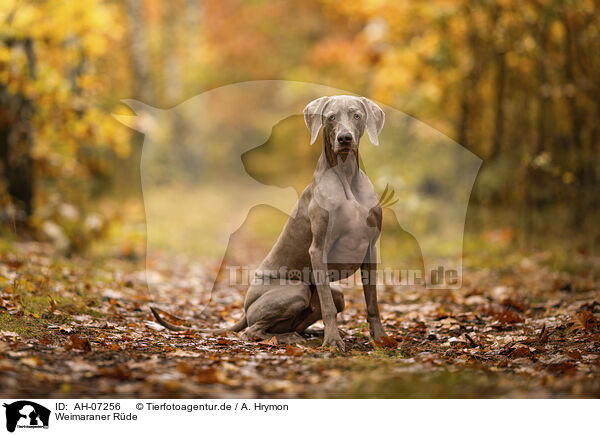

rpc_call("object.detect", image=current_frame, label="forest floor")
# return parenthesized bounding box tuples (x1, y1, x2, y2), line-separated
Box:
(0, 241, 599, 398)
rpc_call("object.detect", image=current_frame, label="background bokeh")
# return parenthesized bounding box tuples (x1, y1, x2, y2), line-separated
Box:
(0, 0, 598, 269)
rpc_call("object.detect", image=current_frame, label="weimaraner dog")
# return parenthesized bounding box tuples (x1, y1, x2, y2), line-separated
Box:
(151, 95, 390, 350)
(228, 95, 389, 350)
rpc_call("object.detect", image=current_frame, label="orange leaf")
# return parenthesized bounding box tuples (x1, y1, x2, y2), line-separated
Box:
(196, 367, 225, 384)
(374, 336, 398, 348)
(494, 310, 524, 324)
(258, 336, 278, 346)
(65, 335, 92, 353)
(176, 362, 195, 375)
(509, 346, 533, 358)
(285, 344, 303, 356)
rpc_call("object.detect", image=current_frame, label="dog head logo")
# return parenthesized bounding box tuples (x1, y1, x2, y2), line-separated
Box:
(114, 80, 481, 307)
(3, 401, 50, 432)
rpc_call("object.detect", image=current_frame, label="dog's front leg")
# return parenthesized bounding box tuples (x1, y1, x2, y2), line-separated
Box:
(309, 208, 344, 351)
(310, 244, 344, 350)
(361, 243, 388, 341)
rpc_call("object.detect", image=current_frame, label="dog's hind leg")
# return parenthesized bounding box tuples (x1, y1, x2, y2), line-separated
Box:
(242, 322, 306, 344)
(294, 287, 345, 333)
(241, 284, 311, 344)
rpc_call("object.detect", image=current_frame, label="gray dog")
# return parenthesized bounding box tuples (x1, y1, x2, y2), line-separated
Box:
(228, 95, 389, 351)
(151, 95, 390, 351)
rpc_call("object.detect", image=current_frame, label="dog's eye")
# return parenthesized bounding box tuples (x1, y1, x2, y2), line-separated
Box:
(353, 113, 361, 120)
(328, 114, 335, 121)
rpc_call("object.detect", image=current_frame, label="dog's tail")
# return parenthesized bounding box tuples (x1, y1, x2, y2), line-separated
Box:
(149, 306, 247, 333)
(150, 306, 190, 331)
(228, 315, 247, 332)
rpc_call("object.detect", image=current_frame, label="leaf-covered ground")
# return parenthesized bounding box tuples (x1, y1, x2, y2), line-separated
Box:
(0, 242, 599, 398)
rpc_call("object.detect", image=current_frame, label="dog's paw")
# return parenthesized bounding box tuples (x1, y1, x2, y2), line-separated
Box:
(322, 334, 345, 352)
(369, 323, 388, 341)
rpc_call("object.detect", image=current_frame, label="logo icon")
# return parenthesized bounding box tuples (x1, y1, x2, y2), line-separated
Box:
(2, 401, 50, 433)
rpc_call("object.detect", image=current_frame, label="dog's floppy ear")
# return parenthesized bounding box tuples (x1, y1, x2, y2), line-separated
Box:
(303, 96, 330, 145)
(360, 97, 385, 146)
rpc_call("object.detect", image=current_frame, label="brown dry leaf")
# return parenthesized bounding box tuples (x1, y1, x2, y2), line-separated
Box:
(501, 298, 527, 312)
(374, 335, 398, 349)
(65, 335, 92, 353)
(20, 357, 43, 367)
(564, 350, 582, 360)
(285, 344, 303, 356)
(538, 324, 549, 344)
(176, 362, 195, 375)
(494, 310, 524, 324)
(183, 330, 199, 339)
(509, 346, 533, 358)
(99, 365, 131, 380)
(258, 336, 278, 346)
(196, 367, 225, 384)
(546, 362, 576, 375)
(572, 311, 598, 332)
(48, 296, 57, 312)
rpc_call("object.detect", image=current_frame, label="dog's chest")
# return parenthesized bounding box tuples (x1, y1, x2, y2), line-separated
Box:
(327, 203, 376, 267)
(326, 183, 380, 266)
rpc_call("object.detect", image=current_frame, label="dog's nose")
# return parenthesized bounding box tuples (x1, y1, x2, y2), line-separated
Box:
(337, 133, 353, 145)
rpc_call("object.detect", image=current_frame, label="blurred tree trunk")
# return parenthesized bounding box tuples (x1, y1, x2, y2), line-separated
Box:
(163, 2, 182, 104)
(561, 12, 587, 225)
(489, 48, 506, 161)
(488, 4, 505, 162)
(0, 38, 36, 219)
(534, 19, 549, 157)
(524, 12, 550, 249)
(125, 0, 153, 102)
(457, 5, 482, 153)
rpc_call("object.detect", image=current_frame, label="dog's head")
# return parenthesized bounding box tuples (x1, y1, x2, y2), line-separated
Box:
(303, 95, 385, 154)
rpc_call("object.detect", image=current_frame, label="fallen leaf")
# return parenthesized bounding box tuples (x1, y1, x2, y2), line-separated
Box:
(99, 365, 131, 380)
(20, 357, 43, 367)
(176, 362, 195, 375)
(545, 362, 576, 375)
(509, 346, 533, 358)
(374, 336, 398, 348)
(494, 310, 524, 324)
(572, 311, 598, 332)
(48, 297, 57, 313)
(65, 359, 97, 372)
(285, 344, 303, 356)
(196, 367, 225, 384)
(65, 335, 92, 353)
(502, 298, 527, 312)
(258, 336, 278, 346)
(564, 350, 582, 360)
